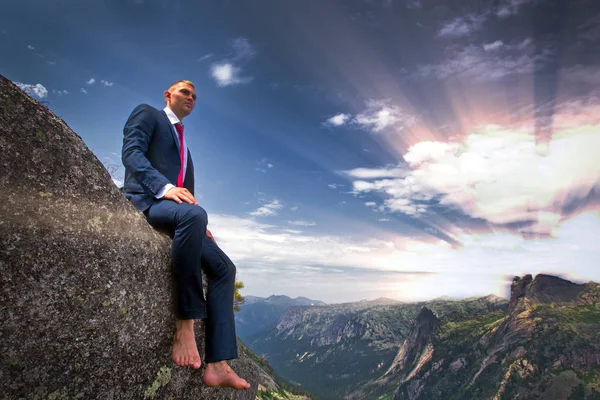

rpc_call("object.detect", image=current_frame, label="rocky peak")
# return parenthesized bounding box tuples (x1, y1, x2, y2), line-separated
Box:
(406, 307, 439, 365)
(415, 307, 438, 331)
(385, 307, 439, 378)
(509, 274, 584, 314)
(508, 274, 533, 313)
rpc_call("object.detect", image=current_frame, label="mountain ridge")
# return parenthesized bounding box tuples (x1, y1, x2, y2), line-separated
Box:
(235, 294, 326, 341)
(244, 274, 600, 400)
(248, 293, 508, 399)
(389, 273, 600, 400)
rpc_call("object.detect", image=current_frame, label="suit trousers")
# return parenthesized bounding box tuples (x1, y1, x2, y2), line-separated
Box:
(145, 199, 238, 363)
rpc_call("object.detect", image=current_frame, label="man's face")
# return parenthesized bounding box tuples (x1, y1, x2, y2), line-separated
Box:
(165, 82, 197, 119)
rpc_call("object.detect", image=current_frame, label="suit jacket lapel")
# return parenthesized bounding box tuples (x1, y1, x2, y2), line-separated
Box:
(160, 110, 181, 151)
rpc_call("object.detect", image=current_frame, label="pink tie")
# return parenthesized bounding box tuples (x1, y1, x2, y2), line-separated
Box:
(175, 123, 185, 187)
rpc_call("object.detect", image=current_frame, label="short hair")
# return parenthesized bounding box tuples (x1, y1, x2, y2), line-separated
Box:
(168, 80, 195, 91)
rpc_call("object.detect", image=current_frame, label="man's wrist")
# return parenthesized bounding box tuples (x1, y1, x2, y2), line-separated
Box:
(156, 183, 175, 199)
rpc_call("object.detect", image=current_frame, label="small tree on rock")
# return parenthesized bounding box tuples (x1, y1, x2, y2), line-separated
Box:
(234, 280, 245, 312)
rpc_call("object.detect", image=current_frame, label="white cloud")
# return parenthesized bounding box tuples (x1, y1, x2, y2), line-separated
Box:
(80, 88, 87, 94)
(210, 63, 252, 87)
(28, 45, 35, 50)
(100, 80, 113, 87)
(328, 183, 344, 189)
(403, 141, 458, 166)
(438, 14, 487, 38)
(288, 220, 317, 226)
(231, 37, 256, 60)
(86, 78, 96, 85)
(323, 100, 416, 134)
(439, 1, 535, 38)
(483, 40, 503, 51)
(260, 158, 273, 169)
(345, 166, 407, 179)
(256, 159, 274, 173)
(14, 82, 48, 99)
(52, 89, 68, 95)
(517, 38, 532, 49)
(355, 100, 413, 133)
(325, 113, 350, 127)
(415, 42, 552, 82)
(208, 214, 437, 300)
(384, 198, 427, 216)
(346, 123, 600, 234)
(249, 199, 283, 217)
(365, 201, 377, 207)
(211, 63, 235, 84)
(197, 53, 213, 62)
(496, 0, 536, 17)
(210, 37, 256, 87)
(290, 206, 299, 212)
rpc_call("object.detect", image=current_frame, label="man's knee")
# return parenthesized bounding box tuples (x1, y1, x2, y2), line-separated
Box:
(218, 257, 236, 282)
(226, 261, 236, 280)
(182, 205, 208, 228)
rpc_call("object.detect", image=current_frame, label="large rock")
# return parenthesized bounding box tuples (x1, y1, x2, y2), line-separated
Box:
(0, 75, 258, 399)
(509, 274, 584, 314)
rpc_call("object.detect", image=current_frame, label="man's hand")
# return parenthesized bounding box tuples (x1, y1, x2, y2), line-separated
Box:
(206, 229, 217, 245)
(164, 187, 198, 205)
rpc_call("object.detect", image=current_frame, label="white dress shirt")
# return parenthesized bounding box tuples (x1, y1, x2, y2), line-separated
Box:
(156, 106, 188, 198)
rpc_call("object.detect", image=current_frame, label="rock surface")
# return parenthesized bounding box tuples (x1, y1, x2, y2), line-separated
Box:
(509, 274, 584, 314)
(390, 307, 439, 377)
(0, 75, 258, 399)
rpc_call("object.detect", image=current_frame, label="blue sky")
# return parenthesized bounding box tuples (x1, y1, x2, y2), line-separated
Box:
(3, 0, 600, 303)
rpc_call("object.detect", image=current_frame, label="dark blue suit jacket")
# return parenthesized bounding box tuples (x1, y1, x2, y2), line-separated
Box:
(121, 104, 195, 212)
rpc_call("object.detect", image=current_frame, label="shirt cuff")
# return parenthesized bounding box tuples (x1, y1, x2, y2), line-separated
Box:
(156, 183, 175, 199)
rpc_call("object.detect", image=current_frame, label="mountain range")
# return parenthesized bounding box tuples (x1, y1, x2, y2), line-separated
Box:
(235, 295, 326, 341)
(244, 274, 600, 400)
(247, 292, 507, 399)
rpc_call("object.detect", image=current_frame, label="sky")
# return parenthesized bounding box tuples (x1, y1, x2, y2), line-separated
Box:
(2, 0, 600, 304)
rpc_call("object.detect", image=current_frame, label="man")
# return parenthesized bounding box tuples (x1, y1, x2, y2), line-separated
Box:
(121, 80, 250, 390)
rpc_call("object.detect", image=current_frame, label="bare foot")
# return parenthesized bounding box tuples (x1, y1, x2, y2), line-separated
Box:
(202, 361, 251, 389)
(172, 320, 201, 369)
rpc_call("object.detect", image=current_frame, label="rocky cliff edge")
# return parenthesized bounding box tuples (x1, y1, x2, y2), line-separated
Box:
(0, 75, 259, 399)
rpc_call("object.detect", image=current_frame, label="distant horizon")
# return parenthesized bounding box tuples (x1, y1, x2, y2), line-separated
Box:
(242, 271, 595, 304)
(241, 292, 510, 305)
